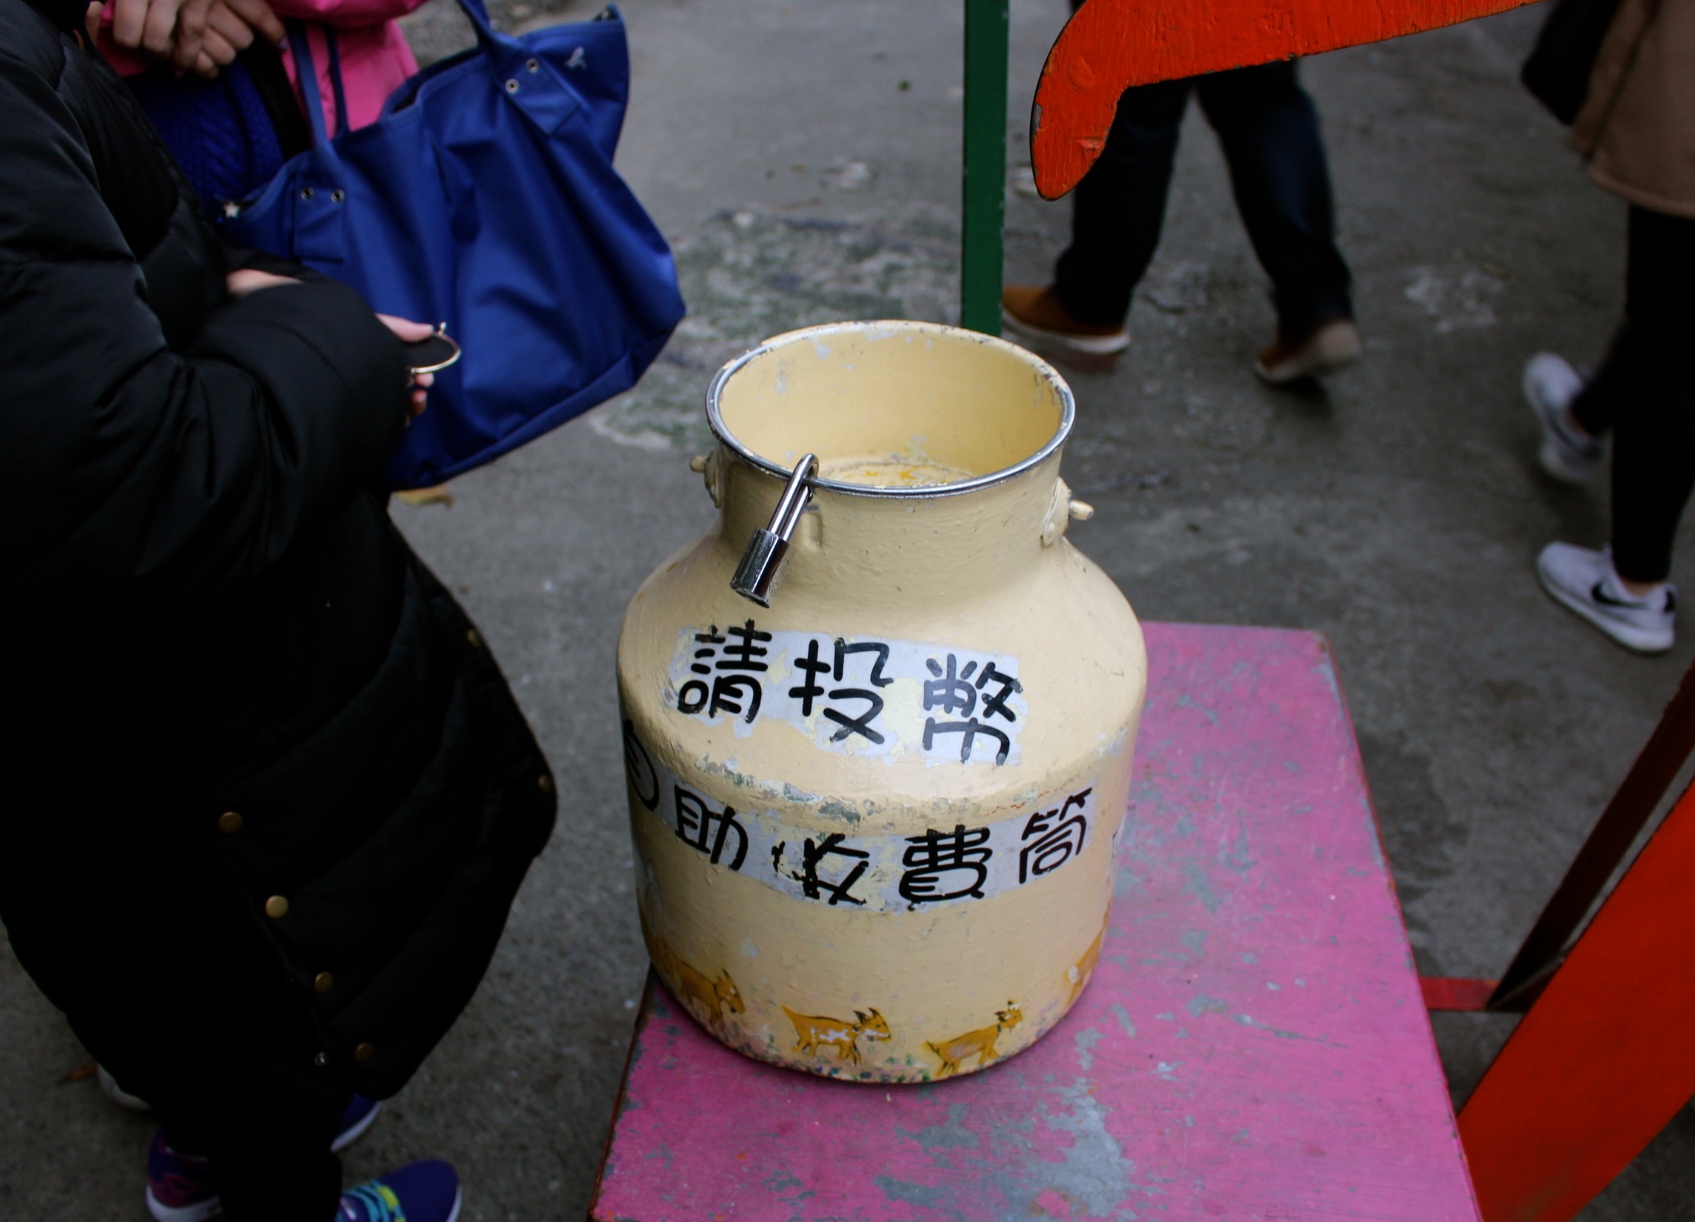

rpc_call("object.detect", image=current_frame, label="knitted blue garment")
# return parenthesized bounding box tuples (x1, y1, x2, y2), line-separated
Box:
(127, 58, 286, 212)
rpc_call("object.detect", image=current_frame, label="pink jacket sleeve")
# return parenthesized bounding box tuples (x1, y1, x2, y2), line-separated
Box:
(267, 0, 428, 27)
(95, 1, 421, 135)
(270, 0, 427, 133)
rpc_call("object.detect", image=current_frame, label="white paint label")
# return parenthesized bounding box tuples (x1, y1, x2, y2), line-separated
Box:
(666, 621, 1027, 766)
(623, 722, 1097, 912)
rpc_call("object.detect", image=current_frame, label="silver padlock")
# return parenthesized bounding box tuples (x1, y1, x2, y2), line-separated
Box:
(730, 454, 817, 607)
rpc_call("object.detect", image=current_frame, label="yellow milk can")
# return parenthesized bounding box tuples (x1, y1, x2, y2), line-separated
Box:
(616, 320, 1147, 1082)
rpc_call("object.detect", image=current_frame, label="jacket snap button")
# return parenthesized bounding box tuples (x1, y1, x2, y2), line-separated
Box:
(331, 189, 345, 203)
(264, 895, 289, 919)
(537, 773, 554, 794)
(217, 811, 243, 834)
(314, 972, 334, 994)
(354, 1042, 375, 1063)
(300, 186, 315, 201)
(314, 1052, 330, 1068)
(526, 58, 539, 72)
(505, 78, 519, 94)
(466, 628, 482, 649)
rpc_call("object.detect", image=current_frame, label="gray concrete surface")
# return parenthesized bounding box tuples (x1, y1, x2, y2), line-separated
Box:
(4, 0, 1693, 1216)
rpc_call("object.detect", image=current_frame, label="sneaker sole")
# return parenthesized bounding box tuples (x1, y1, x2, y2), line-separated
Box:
(1253, 332, 1362, 385)
(1537, 562, 1674, 655)
(1000, 309, 1129, 370)
(1537, 434, 1599, 484)
(146, 1187, 222, 1222)
(331, 1100, 383, 1154)
(1525, 371, 1600, 484)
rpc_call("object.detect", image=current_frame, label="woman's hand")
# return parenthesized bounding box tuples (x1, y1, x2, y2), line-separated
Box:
(191, 0, 284, 77)
(108, 0, 283, 78)
(225, 268, 299, 297)
(225, 275, 434, 418)
(377, 314, 436, 419)
(108, 0, 214, 71)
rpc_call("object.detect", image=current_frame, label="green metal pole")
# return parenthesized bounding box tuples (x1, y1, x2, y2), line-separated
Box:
(961, 0, 1009, 335)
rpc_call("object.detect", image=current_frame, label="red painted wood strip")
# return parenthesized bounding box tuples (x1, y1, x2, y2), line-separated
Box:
(1491, 656, 1695, 1006)
(1421, 977, 1499, 1011)
(590, 624, 1476, 1221)
(1030, 0, 1540, 199)
(1459, 781, 1695, 1220)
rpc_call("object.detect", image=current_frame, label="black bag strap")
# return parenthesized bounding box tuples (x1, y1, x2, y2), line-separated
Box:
(245, 38, 311, 156)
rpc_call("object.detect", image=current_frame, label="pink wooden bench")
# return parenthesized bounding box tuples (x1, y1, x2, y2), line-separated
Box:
(590, 622, 1479, 1221)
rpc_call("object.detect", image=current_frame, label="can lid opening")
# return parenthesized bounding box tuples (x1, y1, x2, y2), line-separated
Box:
(708, 321, 1074, 497)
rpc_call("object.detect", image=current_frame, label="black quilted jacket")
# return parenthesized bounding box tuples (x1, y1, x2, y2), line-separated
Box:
(0, 0, 556, 1128)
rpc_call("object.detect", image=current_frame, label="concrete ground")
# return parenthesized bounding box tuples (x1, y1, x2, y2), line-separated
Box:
(4, 0, 1693, 1217)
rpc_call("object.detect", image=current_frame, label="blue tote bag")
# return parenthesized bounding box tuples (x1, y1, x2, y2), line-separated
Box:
(222, 4, 684, 489)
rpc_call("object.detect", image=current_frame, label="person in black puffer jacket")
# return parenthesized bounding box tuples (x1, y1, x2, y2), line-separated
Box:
(0, 0, 557, 1217)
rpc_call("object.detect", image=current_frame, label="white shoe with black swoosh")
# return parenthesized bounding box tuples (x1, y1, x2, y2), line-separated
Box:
(1537, 542, 1675, 654)
(1524, 353, 1602, 483)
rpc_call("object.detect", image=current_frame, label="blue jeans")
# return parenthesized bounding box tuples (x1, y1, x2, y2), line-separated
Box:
(1053, 61, 1353, 339)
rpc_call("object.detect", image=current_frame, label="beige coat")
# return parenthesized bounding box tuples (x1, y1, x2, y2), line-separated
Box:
(1571, 0, 1695, 217)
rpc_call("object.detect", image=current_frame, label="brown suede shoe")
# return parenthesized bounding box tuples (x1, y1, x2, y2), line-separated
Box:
(1254, 317, 1362, 385)
(1001, 284, 1130, 371)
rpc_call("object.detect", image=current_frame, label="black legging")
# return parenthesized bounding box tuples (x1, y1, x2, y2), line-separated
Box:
(1572, 206, 1695, 584)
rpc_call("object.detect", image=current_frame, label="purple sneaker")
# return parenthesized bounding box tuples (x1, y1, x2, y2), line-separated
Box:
(339, 1161, 462, 1222)
(144, 1133, 216, 1222)
(144, 1096, 384, 1222)
(332, 1094, 382, 1153)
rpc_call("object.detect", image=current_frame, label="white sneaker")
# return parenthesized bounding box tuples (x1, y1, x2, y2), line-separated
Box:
(1537, 542, 1675, 654)
(1524, 353, 1602, 483)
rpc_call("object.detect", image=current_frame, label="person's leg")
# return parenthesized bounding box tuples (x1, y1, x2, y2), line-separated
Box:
(148, 1101, 347, 1221)
(1568, 332, 1629, 439)
(0, 804, 353, 1222)
(1196, 61, 1353, 339)
(205, 1129, 347, 1221)
(1050, 78, 1193, 327)
(1603, 206, 1695, 586)
(1535, 207, 1695, 653)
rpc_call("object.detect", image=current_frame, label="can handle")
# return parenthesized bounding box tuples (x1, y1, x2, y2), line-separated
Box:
(730, 454, 818, 607)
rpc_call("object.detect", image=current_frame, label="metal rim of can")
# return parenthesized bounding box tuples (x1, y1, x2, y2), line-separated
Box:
(705, 320, 1075, 500)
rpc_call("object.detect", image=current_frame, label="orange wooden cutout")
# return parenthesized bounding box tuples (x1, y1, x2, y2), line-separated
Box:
(1457, 780, 1695, 1220)
(1031, 0, 1540, 199)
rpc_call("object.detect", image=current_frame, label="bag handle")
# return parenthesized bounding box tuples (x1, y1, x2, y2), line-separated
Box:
(285, 22, 332, 145)
(284, 22, 350, 143)
(440, 0, 587, 134)
(450, 0, 620, 51)
(449, 0, 508, 48)
(325, 28, 349, 136)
